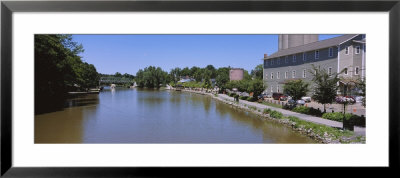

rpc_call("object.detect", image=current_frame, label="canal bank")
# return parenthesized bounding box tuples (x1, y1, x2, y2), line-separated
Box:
(179, 88, 366, 144)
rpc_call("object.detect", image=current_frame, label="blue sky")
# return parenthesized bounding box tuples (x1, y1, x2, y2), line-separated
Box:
(72, 34, 341, 75)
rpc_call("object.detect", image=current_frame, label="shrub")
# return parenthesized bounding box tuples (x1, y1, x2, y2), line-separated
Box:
(239, 96, 248, 100)
(292, 106, 310, 114)
(322, 112, 365, 126)
(322, 112, 344, 122)
(247, 97, 257, 102)
(270, 110, 283, 119)
(309, 107, 323, 117)
(263, 108, 272, 114)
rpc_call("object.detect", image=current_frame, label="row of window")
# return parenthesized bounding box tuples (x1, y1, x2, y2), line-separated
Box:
(346, 45, 362, 55)
(266, 46, 361, 67)
(266, 70, 307, 79)
(265, 66, 360, 80)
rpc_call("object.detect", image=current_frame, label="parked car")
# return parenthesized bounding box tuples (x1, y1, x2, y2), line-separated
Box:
(345, 96, 356, 104)
(335, 96, 356, 104)
(286, 99, 297, 109)
(272, 92, 284, 100)
(279, 95, 288, 101)
(258, 93, 268, 99)
(355, 96, 364, 103)
(301, 96, 311, 102)
(296, 99, 306, 106)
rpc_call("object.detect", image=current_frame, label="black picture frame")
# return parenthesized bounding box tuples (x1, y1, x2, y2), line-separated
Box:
(1, 0, 399, 177)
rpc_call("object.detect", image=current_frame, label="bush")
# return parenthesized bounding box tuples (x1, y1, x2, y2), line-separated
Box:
(322, 112, 344, 122)
(270, 110, 283, 119)
(292, 106, 310, 114)
(239, 96, 248, 100)
(309, 107, 323, 117)
(263, 108, 272, 114)
(247, 97, 257, 102)
(322, 112, 365, 127)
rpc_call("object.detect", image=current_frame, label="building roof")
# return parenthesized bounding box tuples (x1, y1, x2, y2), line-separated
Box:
(265, 34, 359, 60)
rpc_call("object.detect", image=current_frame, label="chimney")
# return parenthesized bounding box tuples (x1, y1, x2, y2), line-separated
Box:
(264, 53, 268, 58)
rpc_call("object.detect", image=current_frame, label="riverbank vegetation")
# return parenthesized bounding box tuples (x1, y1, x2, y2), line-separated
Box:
(135, 66, 169, 88)
(218, 96, 364, 143)
(35, 34, 100, 114)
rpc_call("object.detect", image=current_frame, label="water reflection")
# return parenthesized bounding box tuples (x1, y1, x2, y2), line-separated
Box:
(35, 88, 316, 143)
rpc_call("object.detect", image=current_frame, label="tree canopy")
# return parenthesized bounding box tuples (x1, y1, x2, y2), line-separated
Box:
(135, 66, 169, 88)
(310, 65, 342, 112)
(251, 64, 264, 80)
(35, 34, 99, 114)
(283, 79, 310, 100)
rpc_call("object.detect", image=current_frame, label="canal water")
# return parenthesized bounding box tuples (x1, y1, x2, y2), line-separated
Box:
(35, 88, 316, 143)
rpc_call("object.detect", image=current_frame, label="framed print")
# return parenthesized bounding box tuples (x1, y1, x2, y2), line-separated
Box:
(1, 0, 399, 177)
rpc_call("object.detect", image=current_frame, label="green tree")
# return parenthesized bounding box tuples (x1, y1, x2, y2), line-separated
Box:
(247, 79, 266, 98)
(135, 66, 168, 88)
(193, 69, 203, 82)
(169, 67, 181, 84)
(180, 67, 190, 77)
(310, 65, 342, 112)
(205, 65, 217, 78)
(251, 64, 264, 80)
(136, 69, 145, 87)
(243, 70, 252, 80)
(215, 67, 230, 91)
(114, 72, 122, 77)
(35, 34, 99, 114)
(283, 79, 310, 100)
(189, 66, 200, 78)
(356, 78, 366, 107)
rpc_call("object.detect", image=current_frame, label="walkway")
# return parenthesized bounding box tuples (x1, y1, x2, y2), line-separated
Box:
(218, 94, 366, 136)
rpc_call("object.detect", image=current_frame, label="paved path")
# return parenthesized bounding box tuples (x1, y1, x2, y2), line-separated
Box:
(218, 94, 366, 136)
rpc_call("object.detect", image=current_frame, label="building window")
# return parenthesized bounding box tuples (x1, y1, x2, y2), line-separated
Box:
(344, 68, 348, 75)
(271, 72, 274, 79)
(355, 66, 360, 75)
(265, 60, 268, 66)
(285, 71, 288, 79)
(328, 47, 333, 57)
(315, 50, 319, 59)
(293, 55, 296, 62)
(277, 86, 280, 93)
(328, 67, 332, 77)
(303, 52, 306, 61)
(277, 72, 280, 79)
(292, 70, 296, 78)
(278, 58, 281, 65)
(303, 69, 306, 78)
(285, 56, 288, 63)
(355, 46, 360, 54)
(345, 46, 350, 55)
(271, 59, 274, 65)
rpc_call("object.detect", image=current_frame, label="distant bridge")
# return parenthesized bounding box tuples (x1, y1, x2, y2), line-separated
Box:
(99, 77, 134, 84)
